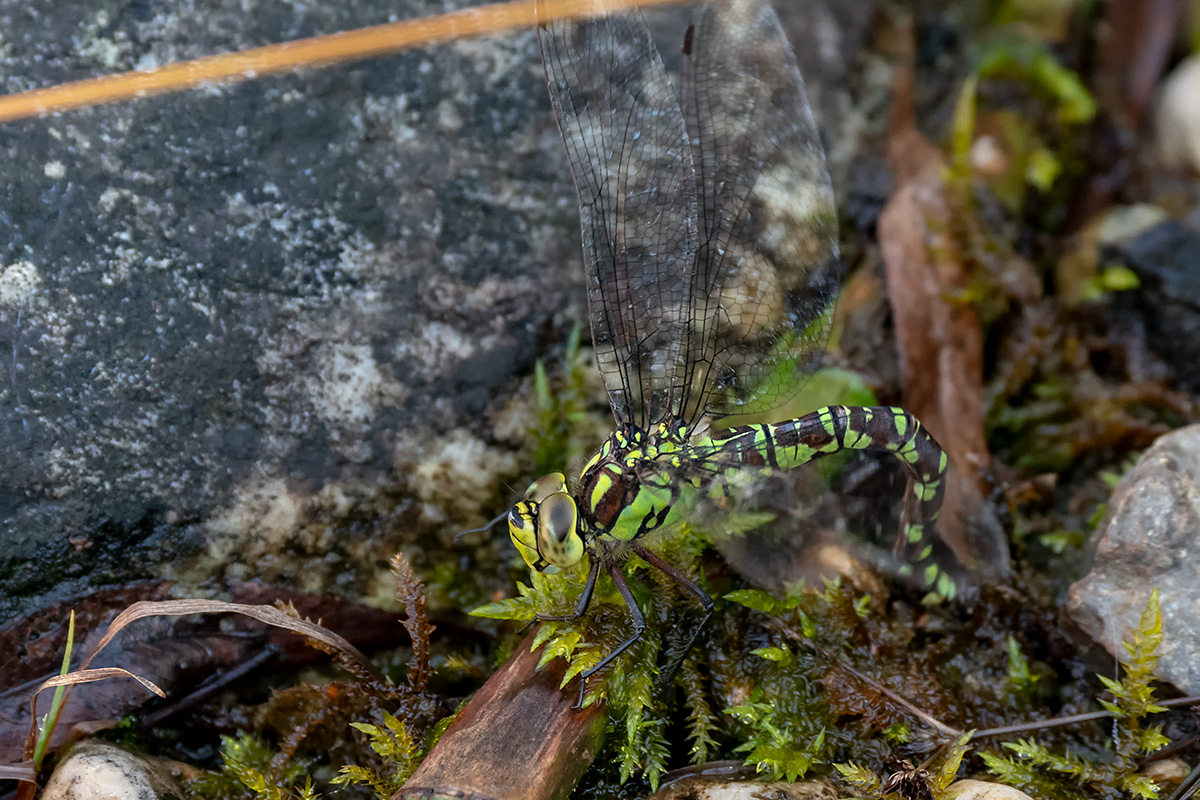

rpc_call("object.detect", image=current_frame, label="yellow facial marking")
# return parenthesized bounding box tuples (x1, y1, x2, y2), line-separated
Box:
(509, 501, 545, 571)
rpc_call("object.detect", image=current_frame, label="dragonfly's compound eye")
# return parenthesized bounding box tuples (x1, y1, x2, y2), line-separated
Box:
(537, 492, 583, 568)
(508, 501, 548, 572)
(524, 472, 567, 503)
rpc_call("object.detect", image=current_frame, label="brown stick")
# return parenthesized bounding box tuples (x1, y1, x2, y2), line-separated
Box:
(396, 634, 605, 800)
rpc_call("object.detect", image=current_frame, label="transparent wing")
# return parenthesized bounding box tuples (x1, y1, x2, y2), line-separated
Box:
(677, 0, 842, 422)
(537, 0, 699, 429)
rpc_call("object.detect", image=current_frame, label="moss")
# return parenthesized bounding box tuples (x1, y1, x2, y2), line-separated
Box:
(980, 591, 1168, 799)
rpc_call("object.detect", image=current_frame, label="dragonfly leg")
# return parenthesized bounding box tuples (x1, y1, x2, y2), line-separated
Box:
(536, 556, 601, 624)
(574, 564, 646, 709)
(631, 544, 714, 615)
(632, 544, 713, 686)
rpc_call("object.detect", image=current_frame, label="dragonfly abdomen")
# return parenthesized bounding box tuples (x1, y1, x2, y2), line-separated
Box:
(706, 405, 953, 600)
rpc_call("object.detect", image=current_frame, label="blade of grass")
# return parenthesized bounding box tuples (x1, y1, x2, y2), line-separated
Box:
(31, 611, 75, 769)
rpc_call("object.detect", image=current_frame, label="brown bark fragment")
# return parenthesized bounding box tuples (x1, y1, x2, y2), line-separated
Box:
(397, 636, 605, 800)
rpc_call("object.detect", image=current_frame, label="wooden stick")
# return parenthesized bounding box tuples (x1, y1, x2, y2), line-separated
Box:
(396, 634, 605, 800)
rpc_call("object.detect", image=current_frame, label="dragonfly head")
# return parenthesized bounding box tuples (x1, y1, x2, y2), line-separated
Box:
(508, 472, 583, 573)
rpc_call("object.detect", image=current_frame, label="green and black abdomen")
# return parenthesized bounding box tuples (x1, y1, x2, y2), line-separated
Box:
(705, 405, 953, 600)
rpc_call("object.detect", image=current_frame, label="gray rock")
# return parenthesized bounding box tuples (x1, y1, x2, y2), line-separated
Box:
(944, 780, 1034, 800)
(0, 0, 582, 616)
(0, 0, 867, 617)
(41, 741, 187, 800)
(1067, 424, 1200, 694)
(1155, 54, 1200, 175)
(648, 775, 840, 800)
(1102, 212, 1200, 393)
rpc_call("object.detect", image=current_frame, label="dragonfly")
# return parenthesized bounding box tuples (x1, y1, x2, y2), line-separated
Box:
(508, 0, 953, 707)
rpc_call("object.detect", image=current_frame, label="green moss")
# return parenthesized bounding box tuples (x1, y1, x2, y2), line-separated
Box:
(331, 712, 424, 800)
(192, 734, 317, 800)
(836, 733, 972, 800)
(473, 523, 713, 790)
(531, 323, 593, 477)
(1005, 635, 1040, 706)
(981, 591, 1168, 798)
(975, 35, 1096, 126)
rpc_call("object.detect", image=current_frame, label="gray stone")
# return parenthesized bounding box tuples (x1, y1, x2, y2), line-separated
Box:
(944, 780, 1034, 800)
(648, 775, 840, 800)
(0, 0, 583, 616)
(1067, 424, 1200, 694)
(0, 0, 867, 616)
(1102, 212, 1200, 393)
(41, 741, 187, 800)
(1155, 54, 1200, 175)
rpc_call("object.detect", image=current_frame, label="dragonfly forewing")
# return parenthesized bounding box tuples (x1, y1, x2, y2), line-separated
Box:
(537, 0, 699, 429)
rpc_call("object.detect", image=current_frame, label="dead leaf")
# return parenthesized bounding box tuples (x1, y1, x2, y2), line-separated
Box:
(877, 20, 1004, 580)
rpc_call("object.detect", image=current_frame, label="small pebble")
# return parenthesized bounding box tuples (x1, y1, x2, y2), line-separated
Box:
(944, 779, 1035, 799)
(1155, 54, 1200, 173)
(41, 741, 186, 800)
(648, 776, 839, 799)
(969, 135, 1008, 177)
(1067, 424, 1200, 695)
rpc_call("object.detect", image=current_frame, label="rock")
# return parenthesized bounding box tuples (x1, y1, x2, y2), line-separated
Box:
(943, 780, 1035, 800)
(1067, 424, 1200, 694)
(1096, 204, 1170, 246)
(1141, 755, 1190, 788)
(0, 0, 867, 618)
(41, 741, 190, 800)
(0, 0, 581, 617)
(648, 775, 840, 799)
(1101, 212, 1200, 393)
(1155, 54, 1200, 174)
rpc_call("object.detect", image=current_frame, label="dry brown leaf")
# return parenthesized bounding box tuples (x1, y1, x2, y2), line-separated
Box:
(1093, 0, 1180, 128)
(19, 598, 385, 763)
(877, 21, 996, 577)
(1, 583, 410, 765)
